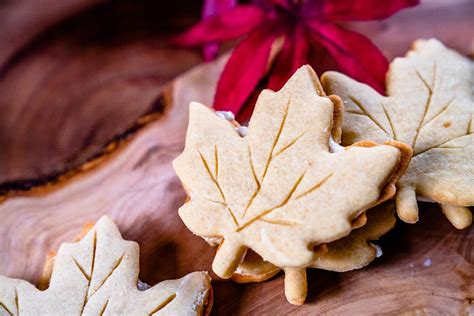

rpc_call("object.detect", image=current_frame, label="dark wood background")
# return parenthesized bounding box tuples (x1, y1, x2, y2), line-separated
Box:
(0, 0, 472, 314)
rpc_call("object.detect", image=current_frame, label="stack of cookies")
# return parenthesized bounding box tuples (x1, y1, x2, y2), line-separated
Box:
(0, 39, 471, 312)
(173, 38, 473, 305)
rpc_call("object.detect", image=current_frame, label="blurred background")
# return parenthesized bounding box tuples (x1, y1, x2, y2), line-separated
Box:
(0, 0, 472, 183)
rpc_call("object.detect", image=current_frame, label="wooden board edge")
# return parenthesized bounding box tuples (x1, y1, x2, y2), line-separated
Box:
(0, 87, 173, 201)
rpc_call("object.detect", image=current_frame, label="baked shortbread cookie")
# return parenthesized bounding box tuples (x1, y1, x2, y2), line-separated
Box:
(232, 203, 396, 304)
(322, 39, 474, 229)
(0, 216, 212, 315)
(173, 66, 411, 289)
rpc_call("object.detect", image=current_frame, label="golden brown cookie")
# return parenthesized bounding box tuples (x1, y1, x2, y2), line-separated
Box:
(322, 38, 473, 229)
(0, 216, 212, 315)
(232, 203, 396, 304)
(173, 65, 411, 283)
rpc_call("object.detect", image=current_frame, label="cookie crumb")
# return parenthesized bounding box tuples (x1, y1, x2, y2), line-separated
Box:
(443, 121, 451, 128)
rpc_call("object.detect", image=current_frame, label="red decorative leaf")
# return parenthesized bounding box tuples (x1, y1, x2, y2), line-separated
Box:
(177, 0, 419, 116)
(307, 37, 339, 76)
(237, 89, 261, 123)
(214, 24, 282, 115)
(173, 5, 265, 47)
(267, 25, 309, 91)
(315, 0, 420, 21)
(307, 21, 388, 93)
(201, 0, 237, 61)
(237, 25, 309, 122)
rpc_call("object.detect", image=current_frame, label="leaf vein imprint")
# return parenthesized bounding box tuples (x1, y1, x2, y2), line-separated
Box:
(412, 64, 437, 149)
(236, 171, 306, 232)
(273, 133, 305, 158)
(261, 97, 291, 181)
(381, 103, 396, 140)
(260, 218, 299, 226)
(89, 254, 126, 298)
(413, 137, 463, 157)
(198, 149, 238, 226)
(148, 293, 176, 315)
(80, 231, 97, 315)
(73, 258, 91, 281)
(99, 299, 109, 316)
(294, 172, 334, 200)
(421, 97, 455, 129)
(242, 98, 291, 220)
(0, 302, 13, 316)
(349, 96, 389, 136)
(242, 146, 260, 219)
(14, 289, 18, 316)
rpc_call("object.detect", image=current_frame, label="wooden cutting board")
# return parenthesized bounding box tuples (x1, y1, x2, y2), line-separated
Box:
(1, 51, 473, 315)
(0, 1, 472, 314)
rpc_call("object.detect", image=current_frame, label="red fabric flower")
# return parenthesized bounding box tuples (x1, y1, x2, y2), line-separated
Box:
(175, 0, 419, 121)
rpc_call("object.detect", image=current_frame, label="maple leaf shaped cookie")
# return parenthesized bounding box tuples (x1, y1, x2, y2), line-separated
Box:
(322, 39, 474, 229)
(0, 216, 212, 315)
(173, 65, 410, 279)
(232, 202, 396, 305)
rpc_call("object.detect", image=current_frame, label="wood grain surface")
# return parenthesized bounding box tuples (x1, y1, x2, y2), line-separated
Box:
(1, 53, 473, 316)
(0, 0, 473, 315)
(0, 0, 202, 182)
